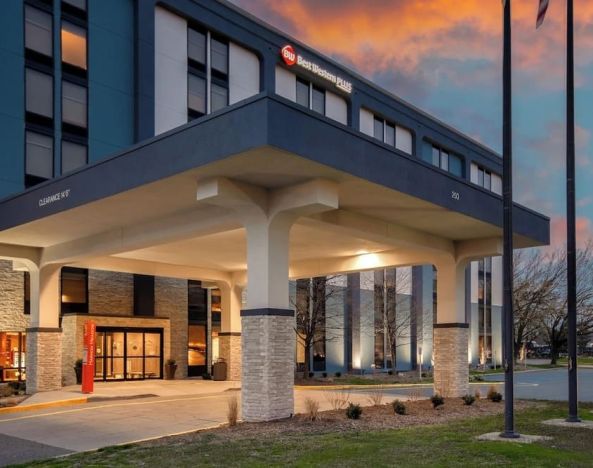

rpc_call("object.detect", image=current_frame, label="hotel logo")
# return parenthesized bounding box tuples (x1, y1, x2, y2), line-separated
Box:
(280, 44, 353, 94)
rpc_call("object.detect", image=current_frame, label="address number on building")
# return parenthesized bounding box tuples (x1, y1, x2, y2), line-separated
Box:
(451, 191, 460, 201)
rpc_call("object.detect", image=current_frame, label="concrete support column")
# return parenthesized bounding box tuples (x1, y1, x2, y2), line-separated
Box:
(241, 217, 295, 421)
(218, 279, 243, 381)
(433, 260, 469, 398)
(26, 265, 63, 393)
(197, 177, 338, 421)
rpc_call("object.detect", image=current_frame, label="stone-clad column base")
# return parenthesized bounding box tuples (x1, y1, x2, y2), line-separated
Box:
(219, 333, 241, 381)
(433, 324, 469, 397)
(26, 328, 63, 394)
(241, 309, 294, 422)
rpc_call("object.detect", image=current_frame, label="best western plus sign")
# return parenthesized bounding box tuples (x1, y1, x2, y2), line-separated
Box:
(281, 44, 353, 94)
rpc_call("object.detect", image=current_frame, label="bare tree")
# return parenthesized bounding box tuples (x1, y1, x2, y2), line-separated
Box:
(292, 276, 345, 377)
(538, 243, 593, 364)
(363, 268, 412, 373)
(513, 248, 564, 359)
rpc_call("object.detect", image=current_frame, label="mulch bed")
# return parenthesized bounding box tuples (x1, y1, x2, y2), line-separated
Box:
(140, 398, 536, 448)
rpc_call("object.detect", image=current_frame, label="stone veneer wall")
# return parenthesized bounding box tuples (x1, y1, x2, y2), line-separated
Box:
(27, 331, 62, 393)
(0, 260, 29, 331)
(155, 277, 188, 378)
(61, 314, 171, 386)
(219, 334, 241, 380)
(88, 270, 134, 316)
(241, 314, 294, 421)
(433, 326, 469, 397)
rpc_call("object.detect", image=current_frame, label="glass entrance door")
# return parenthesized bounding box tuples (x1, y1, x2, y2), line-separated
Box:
(95, 328, 163, 381)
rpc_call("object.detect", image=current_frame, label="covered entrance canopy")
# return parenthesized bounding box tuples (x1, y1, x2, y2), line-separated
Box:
(0, 94, 549, 421)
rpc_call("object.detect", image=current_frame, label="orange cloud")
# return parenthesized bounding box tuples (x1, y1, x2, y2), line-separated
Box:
(549, 215, 593, 249)
(236, 0, 593, 91)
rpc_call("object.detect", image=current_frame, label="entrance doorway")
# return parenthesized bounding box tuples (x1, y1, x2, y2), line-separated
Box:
(95, 327, 163, 381)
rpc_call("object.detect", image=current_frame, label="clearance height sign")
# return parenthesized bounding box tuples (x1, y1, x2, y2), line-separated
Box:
(281, 45, 353, 94)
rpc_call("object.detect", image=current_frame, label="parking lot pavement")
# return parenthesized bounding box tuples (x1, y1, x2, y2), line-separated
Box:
(0, 433, 72, 467)
(484, 368, 593, 402)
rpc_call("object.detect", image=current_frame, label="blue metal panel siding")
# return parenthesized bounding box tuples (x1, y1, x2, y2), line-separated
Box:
(0, 2, 25, 198)
(88, 0, 134, 162)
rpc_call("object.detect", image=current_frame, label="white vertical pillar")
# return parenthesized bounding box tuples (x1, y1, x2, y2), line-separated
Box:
(433, 260, 469, 397)
(241, 216, 295, 421)
(26, 264, 63, 393)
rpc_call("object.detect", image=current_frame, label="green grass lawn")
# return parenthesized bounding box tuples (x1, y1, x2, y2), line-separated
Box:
(22, 402, 593, 467)
(558, 356, 593, 366)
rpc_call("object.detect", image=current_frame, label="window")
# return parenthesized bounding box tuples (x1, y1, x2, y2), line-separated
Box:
(370, 114, 413, 155)
(25, 131, 53, 186)
(188, 280, 208, 376)
(25, 6, 53, 58)
(24, 272, 30, 315)
(296, 78, 309, 108)
(61, 21, 87, 70)
(311, 85, 325, 114)
(188, 28, 206, 65)
(62, 0, 86, 12)
(26, 68, 53, 119)
(133, 275, 155, 316)
(0, 332, 27, 382)
(210, 38, 228, 75)
(471, 163, 502, 194)
(211, 83, 228, 113)
(62, 81, 87, 128)
(62, 141, 87, 173)
(187, 28, 229, 120)
(426, 143, 464, 177)
(61, 267, 88, 313)
(188, 74, 206, 117)
(295, 77, 326, 116)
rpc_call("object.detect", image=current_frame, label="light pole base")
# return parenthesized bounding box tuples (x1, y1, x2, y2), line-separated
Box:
(499, 431, 521, 439)
(566, 416, 582, 423)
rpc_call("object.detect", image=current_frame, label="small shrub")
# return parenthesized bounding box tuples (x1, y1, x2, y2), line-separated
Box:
(322, 372, 328, 378)
(431, 394, 445, 408)
(471, 374, 484, 382)
(487, 385, 503, 402)
(304, 397, 320, 421)
(421, 372, 428, 378)
(227, 396, 239, 427)
(166, 358, 176, 366)
(74, 358, 83, 368)
(392, 399, 406, 415)
(335, 372, 342, 378)
(325, 390, 350, 411)
(462, 394, 476, 406)
(367, 386, 385, 406)
(387, 370, 394, 375)
(346, 403, 362, 420)
(308, 372, 315, 378)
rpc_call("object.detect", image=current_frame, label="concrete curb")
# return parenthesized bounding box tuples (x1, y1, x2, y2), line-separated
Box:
(0, 397, 88, 414)
(295, 381, 503, 391)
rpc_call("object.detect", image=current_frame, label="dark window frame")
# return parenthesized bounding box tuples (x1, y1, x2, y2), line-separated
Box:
(60, 266, 89, 314)
(133, 275, 155, 317)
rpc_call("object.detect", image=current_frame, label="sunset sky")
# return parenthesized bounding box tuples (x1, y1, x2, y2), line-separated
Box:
(232, 0, 593, 250)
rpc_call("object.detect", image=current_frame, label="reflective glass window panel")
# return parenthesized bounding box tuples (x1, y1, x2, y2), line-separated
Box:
(478, 168, 485, 187)
(440, 150, 449, 171)
(144, 357, 161, 378)
(62, 141, 87, 173)
(385, 123, 395, 146)
(432, 146, 440, 167)
(211, 38, 228, 74)
(63, 0, 87, 11)
(26, 69, 53, 118)
(61, 21, 87, 69)
(188, 325, 206, 366)
(62, 81, 87, 128)
(311, 86, 325, 115)
(25, 6, 53, 57)
(449, 153, 463, 177)
(296, 78, 309, 108)
(373, 117, 384, 141)
(145, 333, 161, 357)
(484, 170, 492, 190)
(188, 74, 206, 115)
(211, 83, 228, 112)
(61, 267, 87, 304)
(188, 28, 206, 64)
(26, 132, 53, 179)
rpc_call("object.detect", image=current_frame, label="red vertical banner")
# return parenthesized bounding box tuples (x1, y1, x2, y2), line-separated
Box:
(82, 321, 96, 394)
